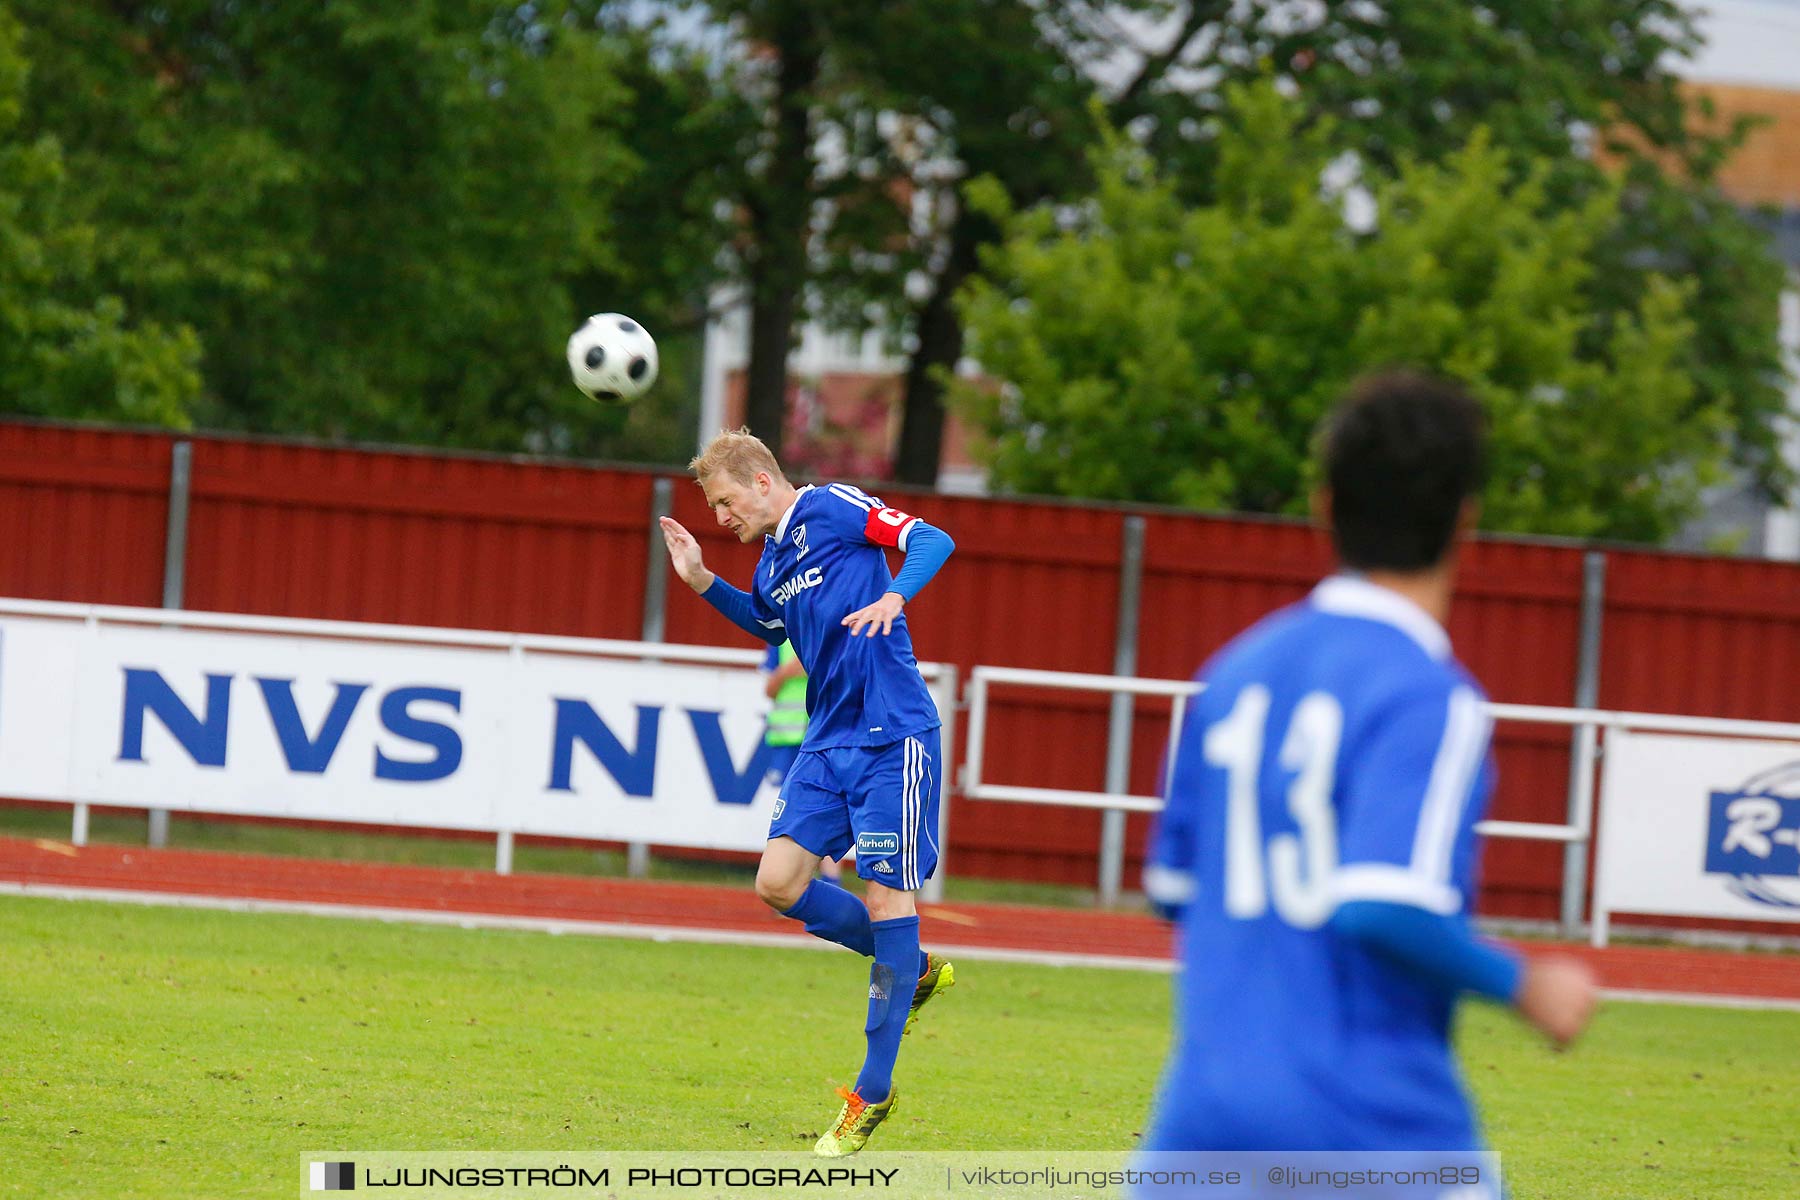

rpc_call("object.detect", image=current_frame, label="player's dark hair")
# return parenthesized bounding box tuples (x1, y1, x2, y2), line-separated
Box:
(1321, 370, 1487, 572)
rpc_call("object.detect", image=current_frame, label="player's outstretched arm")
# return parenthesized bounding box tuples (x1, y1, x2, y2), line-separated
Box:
(659, 517, 715, 594)
(660, 516, 786, 646)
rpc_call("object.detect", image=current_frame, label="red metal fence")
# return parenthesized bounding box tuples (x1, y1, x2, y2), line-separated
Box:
(4, 419, 1798, 919)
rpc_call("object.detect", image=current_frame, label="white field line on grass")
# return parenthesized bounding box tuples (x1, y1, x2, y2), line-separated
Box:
(1594, 988, 1800, 1012)
(5, 881, 1799, 1012)
(0, 881, 1173, 973)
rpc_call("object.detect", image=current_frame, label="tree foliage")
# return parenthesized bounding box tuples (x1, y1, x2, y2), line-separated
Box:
(955, 85, 1728, 543)
(0, 3, 201, 426)
(0, 0, 1788, 522)
(872, 1, 1787, 503)
(5, 0, 738, 462)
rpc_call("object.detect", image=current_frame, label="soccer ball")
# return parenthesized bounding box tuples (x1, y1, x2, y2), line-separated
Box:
(566, 312, 659, 403)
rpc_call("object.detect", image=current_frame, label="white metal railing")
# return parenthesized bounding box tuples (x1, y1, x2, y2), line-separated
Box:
(960, 664, 1800, 926)
(0, 598, 955, 902)
(963, 667, 1198, 814)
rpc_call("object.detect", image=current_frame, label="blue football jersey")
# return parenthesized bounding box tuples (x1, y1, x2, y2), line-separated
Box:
(1145, 575, 1497, 1151)
(744, 483, 940, 750)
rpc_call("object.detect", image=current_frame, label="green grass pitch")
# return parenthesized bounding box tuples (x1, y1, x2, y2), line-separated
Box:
(1, 894, 1795, 1198)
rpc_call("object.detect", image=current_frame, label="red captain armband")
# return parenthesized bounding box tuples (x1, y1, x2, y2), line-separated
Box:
(864, 506, 919, 549)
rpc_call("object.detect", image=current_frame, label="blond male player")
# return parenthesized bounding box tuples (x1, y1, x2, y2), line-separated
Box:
(660, 429, 956, 1156)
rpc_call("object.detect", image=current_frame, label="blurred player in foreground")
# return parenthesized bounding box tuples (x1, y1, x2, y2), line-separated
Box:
(661, 430, 956, 1156)
(1142, 371, 1598, 1162)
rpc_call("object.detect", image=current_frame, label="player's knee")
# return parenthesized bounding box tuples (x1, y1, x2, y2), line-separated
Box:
(754, 868, 806, 912)
(863, 881, 916, 922)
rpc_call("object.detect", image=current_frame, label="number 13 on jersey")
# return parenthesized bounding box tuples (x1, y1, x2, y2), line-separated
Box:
(1204, 686, 1345, 929)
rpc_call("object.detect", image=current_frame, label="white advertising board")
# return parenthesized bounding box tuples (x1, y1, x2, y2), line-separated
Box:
(1595, 730, 1800, 930)
(0, 612, 818, 852)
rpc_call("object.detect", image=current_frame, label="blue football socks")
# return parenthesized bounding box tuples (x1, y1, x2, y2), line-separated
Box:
(783, 878, 874, 957)
(780, 880, 933, 977)
(855, 915, 921, 1104)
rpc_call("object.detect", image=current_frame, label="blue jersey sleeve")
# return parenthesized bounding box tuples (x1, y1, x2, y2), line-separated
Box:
(1330, 681, 1493, 917)
(888, 521, 953, 601)
(1332, 899, 1522, 1001)
(1143, 684, 1211, 920)
(700, 576, 786, 646)
(815, 482, 953, 601)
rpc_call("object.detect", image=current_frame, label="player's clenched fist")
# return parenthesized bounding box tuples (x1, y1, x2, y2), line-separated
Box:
(659, 517, 714, 593)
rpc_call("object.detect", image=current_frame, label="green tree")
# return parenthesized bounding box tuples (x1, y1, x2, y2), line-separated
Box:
(667, 0, 937, 458)
(637, 1, 1190, 465)
(861, 1, 1212, 484)
(552, 6, 756, 463)
(877, 1, 1786, 500)
(0, 3, 200, 425)
(954, 85, 1727, 543)
(7, 1, 734, 463)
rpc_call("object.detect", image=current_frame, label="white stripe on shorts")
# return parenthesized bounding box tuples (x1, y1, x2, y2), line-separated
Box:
(901, 737, 914, 889)
(905, 736, 920, 889)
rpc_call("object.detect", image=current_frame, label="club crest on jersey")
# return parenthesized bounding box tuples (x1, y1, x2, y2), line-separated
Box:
(772, 566, 824, 606)
(792, 522, 810, 560)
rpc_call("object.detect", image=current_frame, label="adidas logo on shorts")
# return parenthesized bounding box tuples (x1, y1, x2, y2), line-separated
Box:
(871, 860, 893, 874)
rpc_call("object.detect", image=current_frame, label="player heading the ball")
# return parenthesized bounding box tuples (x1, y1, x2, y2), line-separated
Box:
(660, 429, 958, 1157)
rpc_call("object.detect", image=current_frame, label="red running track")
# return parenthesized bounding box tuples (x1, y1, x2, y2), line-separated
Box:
(2, 837, 1797, 1003)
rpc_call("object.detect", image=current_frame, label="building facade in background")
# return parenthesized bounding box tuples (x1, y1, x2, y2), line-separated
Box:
(699, 311, 990, 494)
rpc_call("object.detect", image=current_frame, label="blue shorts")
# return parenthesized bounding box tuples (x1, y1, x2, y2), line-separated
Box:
(767, 729, 941, 889)
(763, 743, 801, 788)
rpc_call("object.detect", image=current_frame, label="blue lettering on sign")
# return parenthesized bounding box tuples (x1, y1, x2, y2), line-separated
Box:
(374, 686, 464, 783)
(257, 678, 370, 773)
(115, 668, 784, 807)
(119, 669, 233, 767)
(1706, 791, 1800, 878)
(549, 701, 660, 796)
(118, 669, 463, 783)
(686, 710, 777, 806)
